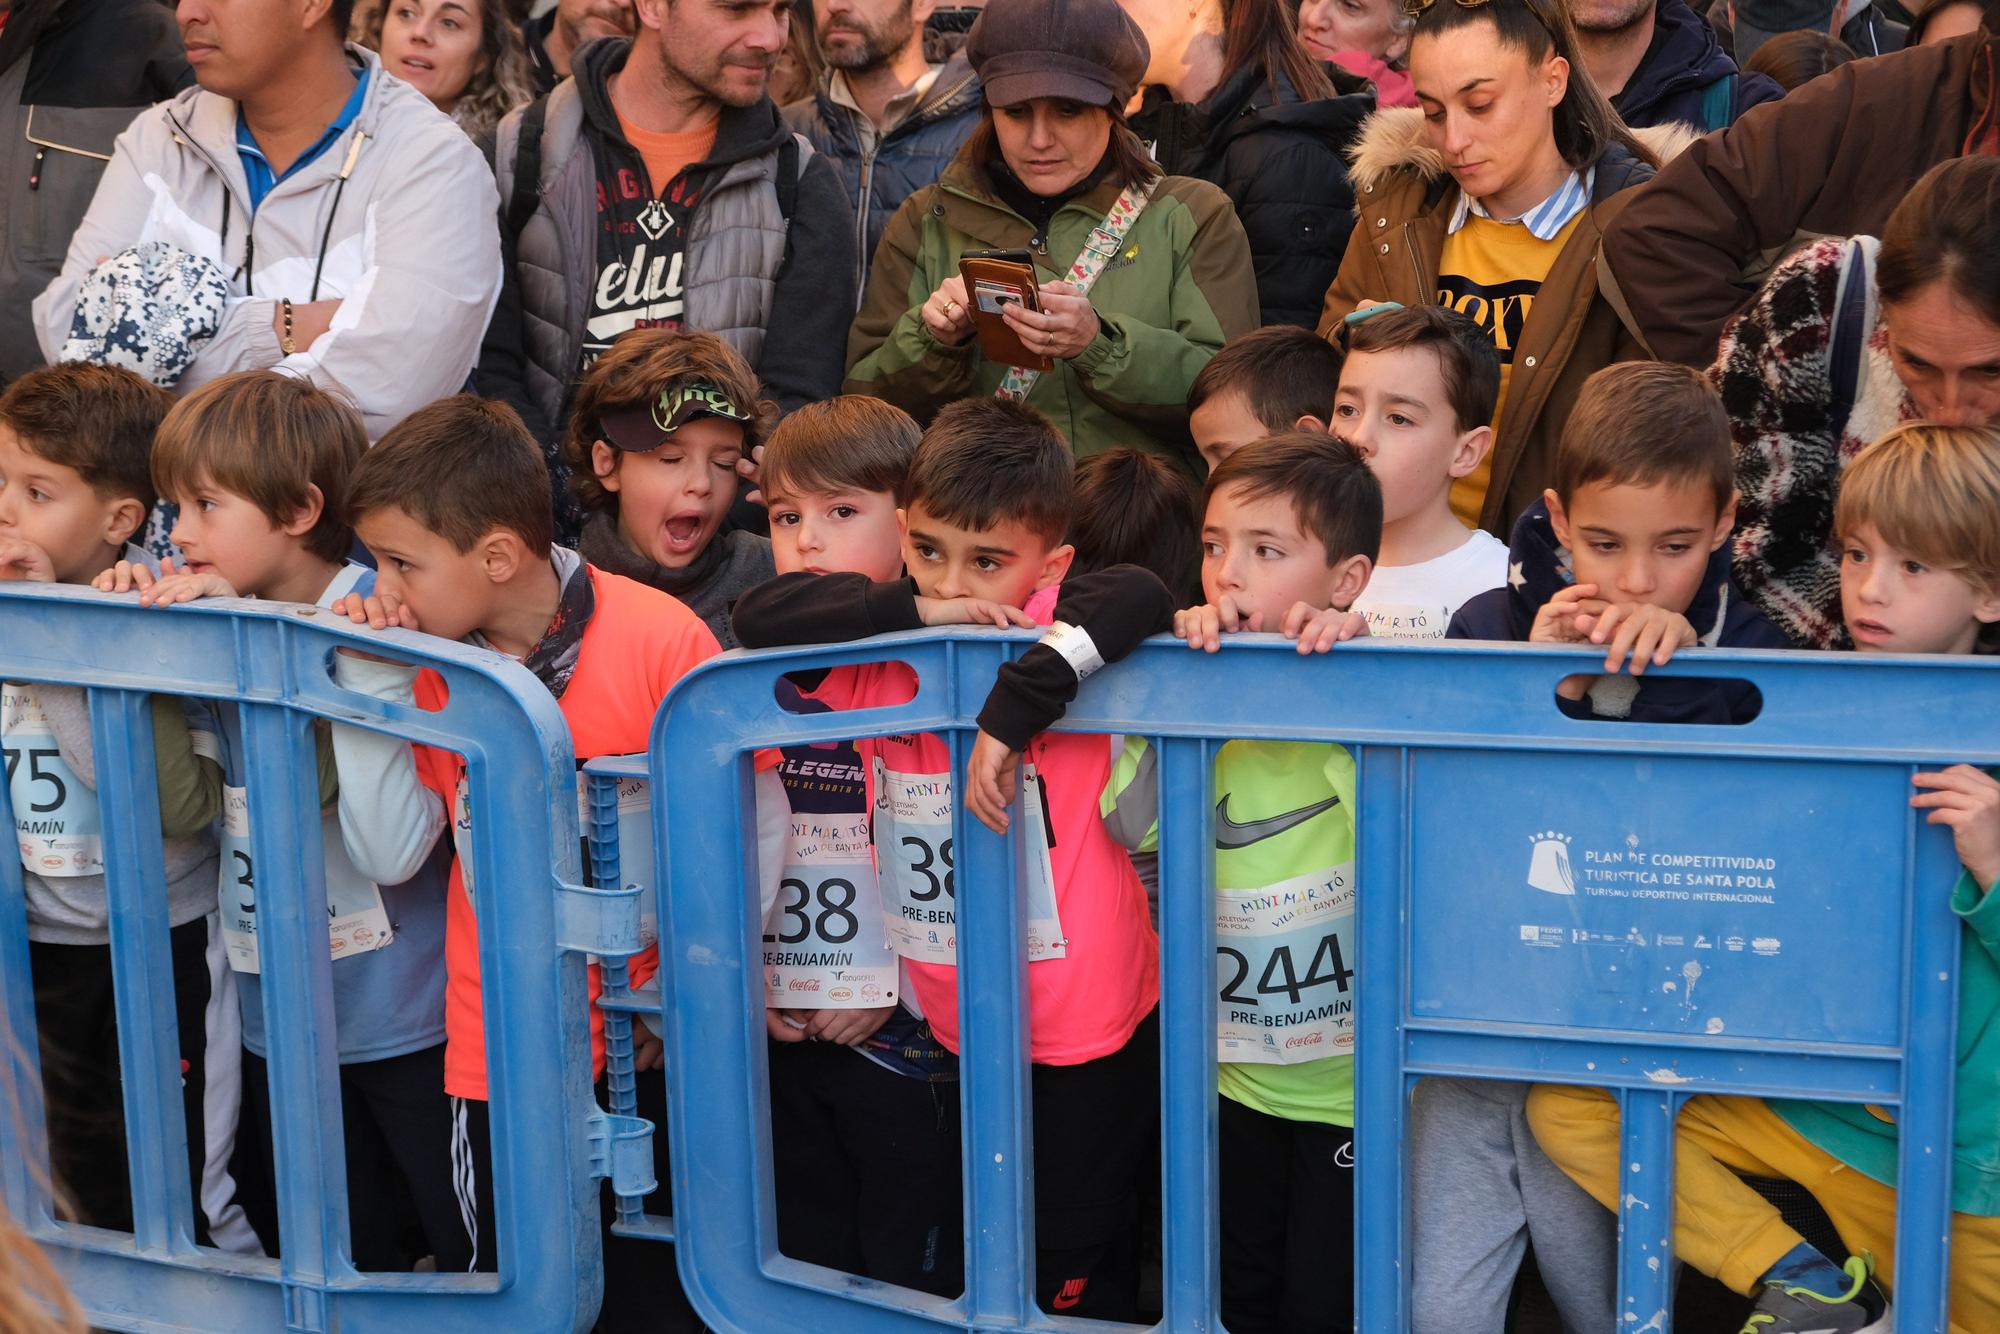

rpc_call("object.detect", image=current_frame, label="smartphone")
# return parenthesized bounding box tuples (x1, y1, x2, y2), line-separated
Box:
(957, 248, 1050, 371)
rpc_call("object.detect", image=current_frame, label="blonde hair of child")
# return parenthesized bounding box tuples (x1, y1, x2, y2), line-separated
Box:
(1835, 423, 2000, 593)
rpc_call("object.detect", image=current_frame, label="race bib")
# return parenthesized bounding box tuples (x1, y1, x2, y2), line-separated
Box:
(4, 686, 102, 878)
(763, 807, 900, 1008)
(452, 772, 475, 906)
(1215, 863, 1357, 1064)
(594, 775, 659, 953)
(873, 759, 1065, 966)
(219, 784, 392, 975)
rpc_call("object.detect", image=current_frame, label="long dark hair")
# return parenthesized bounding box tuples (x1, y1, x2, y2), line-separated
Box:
(1220, 0, 1338, 99)
(1877, 156, 2000, 327)
(1410, 0, 1655, 171)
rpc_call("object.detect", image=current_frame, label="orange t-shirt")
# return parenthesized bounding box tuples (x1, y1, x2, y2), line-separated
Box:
(416, 565, 721, 1101)
(618, 109, 718, 195)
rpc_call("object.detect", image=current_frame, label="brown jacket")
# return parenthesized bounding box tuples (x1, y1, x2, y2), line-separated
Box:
(1601, 31, 1997, 368)
(1317, 109, 1683, 536)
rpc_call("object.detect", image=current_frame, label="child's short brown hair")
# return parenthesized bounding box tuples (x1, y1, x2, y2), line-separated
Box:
(761, 396, 919, 501)
(1187, 326, 1344, 432)
(349, 396, 554, 553)
(0, 363, 172, 509)
(900, 398, 1072, 547)
(1205, 431, 1382, 567)
(151, 372, 366, 563)
(1069, 450, 1202, 605)
(563, 330, 777, 514)
(1836, 423, 2000, 593)
(1554, 362, 1733, 514)
(1342, 306, 1502, 434)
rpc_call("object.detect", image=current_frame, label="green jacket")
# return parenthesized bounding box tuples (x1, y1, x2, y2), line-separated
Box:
(845, 152, 1258, 474)
(1772, 864, 2000, 1216)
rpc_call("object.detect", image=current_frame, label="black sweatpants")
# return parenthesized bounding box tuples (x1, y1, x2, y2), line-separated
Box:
(1032, 1008, 1159, 1321)
(1217, 1093, 1356, 1333)
(30, 918, 213, 1240)
(233, 1043, 471, 1272)
(769, 1037, 963, 1295)
(456, 1069, 705, 1333)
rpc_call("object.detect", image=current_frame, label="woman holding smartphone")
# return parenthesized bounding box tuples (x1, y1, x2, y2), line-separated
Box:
(844, 0, 1258, 474)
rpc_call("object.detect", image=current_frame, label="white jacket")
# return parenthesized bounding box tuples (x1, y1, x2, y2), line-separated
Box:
(34, 46, 501, 440)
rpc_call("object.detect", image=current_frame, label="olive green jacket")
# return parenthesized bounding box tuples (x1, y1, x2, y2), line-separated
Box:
(846, 152, 1258, 473)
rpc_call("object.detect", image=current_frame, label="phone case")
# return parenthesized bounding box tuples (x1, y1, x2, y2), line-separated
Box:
(957, 253, 1051, 371)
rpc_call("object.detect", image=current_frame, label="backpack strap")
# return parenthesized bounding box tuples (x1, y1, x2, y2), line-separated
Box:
(776, 134, 801, 221)
(503, 95, 550, 240)
(1827, 236, 1872, 442)
(1699, 73, 1737, 133)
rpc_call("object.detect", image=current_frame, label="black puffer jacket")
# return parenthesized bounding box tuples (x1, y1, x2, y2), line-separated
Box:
(1131, 62, 1374, 329)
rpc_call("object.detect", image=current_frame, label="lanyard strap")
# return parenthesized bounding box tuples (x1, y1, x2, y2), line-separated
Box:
(995, 178, 1158, 404)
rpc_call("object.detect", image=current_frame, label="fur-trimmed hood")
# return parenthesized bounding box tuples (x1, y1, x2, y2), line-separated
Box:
(1343, 105, 1699, 198)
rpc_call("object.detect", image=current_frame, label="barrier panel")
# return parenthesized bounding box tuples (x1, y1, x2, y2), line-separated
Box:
(0, 584, 645, 1334)
(630, 629, 1983, 1334)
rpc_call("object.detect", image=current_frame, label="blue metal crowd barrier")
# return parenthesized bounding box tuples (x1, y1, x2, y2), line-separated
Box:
(625, 629, 1984, 1334)
(0, 583, 646, 1334)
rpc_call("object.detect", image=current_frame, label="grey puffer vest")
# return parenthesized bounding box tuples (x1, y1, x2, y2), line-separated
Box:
(493, 78, 811, 436)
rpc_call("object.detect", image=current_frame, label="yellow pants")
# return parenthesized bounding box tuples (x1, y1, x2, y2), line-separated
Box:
(1524, 1085, 2000, 1333)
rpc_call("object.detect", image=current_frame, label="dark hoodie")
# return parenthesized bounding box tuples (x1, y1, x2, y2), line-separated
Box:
(1446, 498, 1791, 725)
(1131, 63, 1375, 329)
(1611, 0, 1784, 131)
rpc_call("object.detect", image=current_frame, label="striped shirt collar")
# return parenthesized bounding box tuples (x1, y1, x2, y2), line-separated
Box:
(1447, 166, 1595, 239)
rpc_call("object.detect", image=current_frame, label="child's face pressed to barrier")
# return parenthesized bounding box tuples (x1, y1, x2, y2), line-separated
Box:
(899, 500, 1072, 608)
(1202, 483, 1356, 620)
(1334, 346, 1488, 531)
(166, 473, 326, 601)
(1545, 478, 1735, 616)
(1841, 522, 2000, 655)
(356, 506, 506, 643)
(767, 485, 903, 582)
(0, 422, 145, 584)
(591, 417, 744, 570)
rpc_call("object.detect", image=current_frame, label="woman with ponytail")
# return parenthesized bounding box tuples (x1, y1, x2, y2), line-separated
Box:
(1124, 0, 1379, 327)
(1316, 0, 1682, 538)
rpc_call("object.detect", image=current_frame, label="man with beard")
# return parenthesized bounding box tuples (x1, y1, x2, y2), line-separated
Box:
(522, 0, 635, 94)
(479, 0, 856, 540)
(1566, 0, 1781, 132)
(784, 0, 980, 292)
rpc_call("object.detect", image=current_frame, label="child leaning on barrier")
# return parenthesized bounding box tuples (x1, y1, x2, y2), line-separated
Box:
(92, 372, 466, 1272)
(1334, 306, 1508, 640)
(561, 329, 775, 649)
(752, 396, 965, 1297)
(0, 364, 233, 1241)
(1186, 324, 1343, 474)
(332, 396, 717, 1330)
(732, 397, 1175, 1321)
(1132, 432, 1379, 1331)
(1530, 423, 2000, 1334)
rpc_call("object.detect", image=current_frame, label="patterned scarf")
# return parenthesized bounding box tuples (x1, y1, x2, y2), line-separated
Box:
(476, 545, 596, 699)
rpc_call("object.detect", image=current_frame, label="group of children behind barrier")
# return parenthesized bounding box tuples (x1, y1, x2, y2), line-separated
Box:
(3, 306, 1997, 1333)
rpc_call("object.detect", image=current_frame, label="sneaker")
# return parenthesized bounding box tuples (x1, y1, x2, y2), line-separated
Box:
(1739, 1254, 1892, 1334)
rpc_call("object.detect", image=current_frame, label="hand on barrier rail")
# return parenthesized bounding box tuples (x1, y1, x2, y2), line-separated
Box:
(912, 594, 1036, 630)
(331, 587, 421, 631)
(91, 557, 155, 595)
(1173, 595, 1258, 652)
(0, 537, 56, 583)
(1585, 602, 1700, 677)
(1280, 601, 1371, 654)
(1912, 764, 2000, 892)
(966, 728, 1021, 835)
(97, 557, 241, 607)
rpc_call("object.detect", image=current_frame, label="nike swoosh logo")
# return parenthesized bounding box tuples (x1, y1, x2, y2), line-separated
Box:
(1215, 794, 1342, 850)
(1051, 1292, 1082, 1310)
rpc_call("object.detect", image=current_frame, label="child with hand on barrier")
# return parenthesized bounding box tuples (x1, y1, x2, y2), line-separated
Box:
(753, 396, 965, 1297)
(733, 397, 1175, 1321)
(333, 396, 717, 1329)
(1419, 358, 1794, 1334)
(1334, 306, 1508, 639)
(1447, 361, 1791, 721)
(1186, 326, 1343, 474)
(1142, 432, 1379, 1331)
(562, 330, 776, 649)
(1530, 423, 2000, 1334)
(92, 371, 466, 1272)
(0, 364, 235, 1242)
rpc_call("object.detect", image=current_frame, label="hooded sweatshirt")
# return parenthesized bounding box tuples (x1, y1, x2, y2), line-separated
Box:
(32, 45, 501, 441)
(1446, 497, 1791, 725)
(1610, 0, 1783, 132)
